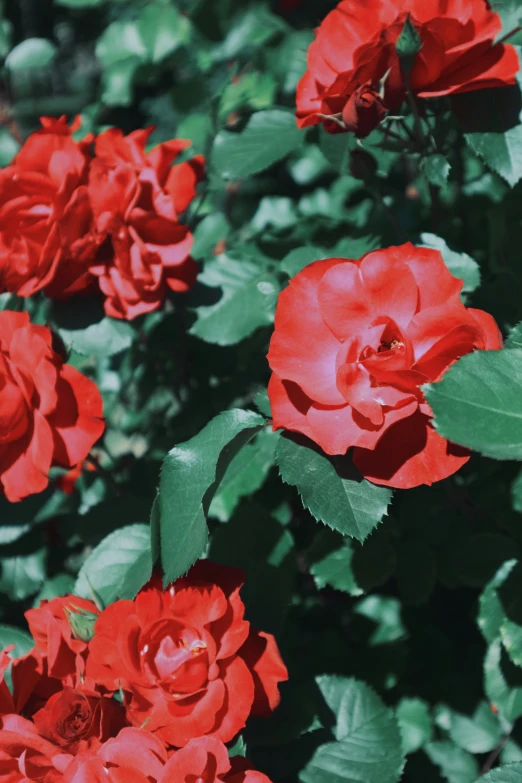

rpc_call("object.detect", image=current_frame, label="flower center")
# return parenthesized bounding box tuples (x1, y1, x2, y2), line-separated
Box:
(378, 338, 404, 353)
(54, 693, 92, 741)
(150, 634, 209, 697)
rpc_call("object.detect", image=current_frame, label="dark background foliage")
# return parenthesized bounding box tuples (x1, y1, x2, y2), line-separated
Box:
(3, 0, 522, 781)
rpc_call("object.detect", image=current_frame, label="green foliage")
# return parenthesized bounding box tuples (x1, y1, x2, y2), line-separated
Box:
(480, 765, 522, 782)
(0, 624, 33, 657)
(6, 39, 57, 71)
(3, 2, 522, 780)
(425, 349, 522, 460)
(153, 410, 266, 584)
(300, 677, 405, 783)
(212, 109, 302, 179)
(75, 524, 152, 606)
(276, 434, 392, 542)
(190, 255, 279, 345)
(419, 233, 480, 295)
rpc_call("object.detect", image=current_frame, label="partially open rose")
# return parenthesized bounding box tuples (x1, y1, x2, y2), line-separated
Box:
(268, 242, 502, 488)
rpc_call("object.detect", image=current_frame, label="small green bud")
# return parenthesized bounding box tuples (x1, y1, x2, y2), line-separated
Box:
(396, 14, 423, 74)
(64, 604, 98, 643)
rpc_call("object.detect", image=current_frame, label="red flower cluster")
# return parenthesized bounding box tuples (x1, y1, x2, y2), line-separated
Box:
(267, 243, 502, 489)
(0, 562, 285, 781)
(0, 310, 104, 502)
(296, 0, 520, 136)
(0, 117, 204, 319)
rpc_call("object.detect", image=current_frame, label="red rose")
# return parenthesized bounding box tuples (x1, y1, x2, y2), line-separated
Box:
(296, 0, 519, 133)
(0, 646, 15, 715)
(0, 714, 66, 782)
(86, 561, 288, 747)
(267, 242, 502, 489)
(62, 728, 168, 783)
(0, 116, 96, 298)
(158, 737, 272, 783)
(0, 312, 104, 502)
(87, 127, 204, 320)
(33, 687, 126, 754)
(341, 84, 387, 137)
(26, 597, 100, 682)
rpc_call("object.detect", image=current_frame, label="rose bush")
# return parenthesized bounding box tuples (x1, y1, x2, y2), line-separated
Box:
(2, 0, 522, 780)
(296, 0, 520, 134)
(0, 311, 104, 502)
(267, 243, 501, 488)
(87, 561, 288, 747)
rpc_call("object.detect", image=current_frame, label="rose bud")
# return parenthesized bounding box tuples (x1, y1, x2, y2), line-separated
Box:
(342, 84, 387, 137)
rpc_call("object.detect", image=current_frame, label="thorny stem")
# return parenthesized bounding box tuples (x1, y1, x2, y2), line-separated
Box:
(404, 73, 440, 229)
(480, 733, 511, 776)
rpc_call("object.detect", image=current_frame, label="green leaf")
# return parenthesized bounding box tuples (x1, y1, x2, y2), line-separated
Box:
(0, 551, 45, 601)
(75, 524, 152, 606)
(211, 6, 287, 63)
(0, 129, 19, 167)
(421, 154, 451, 187)
(478, 560, 518, 644)
(138, 2, 191, 64)
(209, 428, 278, 522)
(396, 698, 433, 754)
(466, 125, 522, 188)
(502, 617, 522, 668)
(275, 434, 392, 542)
(444, 701, 503, 754)
(212, 109, 302, 179)
(154, 410, 266, 584)
(192, 214, 230, 261)
(251, 197, 298, 233)
(479, 763, 522, 782)
(506, 323, 522, 351)
(95, 20, 146, 106)
(0, 624, 33, 657)
(5, 38, 58, 72)
(55, 0, 105, 6)
(190, 255, 279, 346)
(419, 233, 480, 295)
(5, 38, 57, 71)
(219, 71, 277, 123)
(513, 468, 522, 513)
(60, 318, 135, 359)
(353, 595, 406, 645)
(484, 641, 522, 723)
(272, 29, 313, 94)
(424, 741, 479, 783)
(319, 126, 351, 170)
(299, 677, 404, 783)
(281, 246, 327, 278)
(306, 530, 363, 596)
(425, 349, 522, 460)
